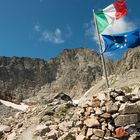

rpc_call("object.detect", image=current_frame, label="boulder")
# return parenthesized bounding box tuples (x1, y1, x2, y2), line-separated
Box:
(106, 102, 118, 113)
(119, 103, 139, 114)
(114, 114, 138, 127)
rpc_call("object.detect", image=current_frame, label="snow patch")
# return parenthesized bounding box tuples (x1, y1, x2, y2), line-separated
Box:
(0, 99, 28, 111)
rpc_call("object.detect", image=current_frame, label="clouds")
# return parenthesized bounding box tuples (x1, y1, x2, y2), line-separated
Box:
(102, 18, 137, 34)
(42, 28, 64, 44)
(34, 24, 72, 44)
(34, 24, 41, 32)
(85, 18, 137, 42)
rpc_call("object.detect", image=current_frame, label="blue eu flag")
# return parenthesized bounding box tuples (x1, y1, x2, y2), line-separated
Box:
(102, 29, 140, 53)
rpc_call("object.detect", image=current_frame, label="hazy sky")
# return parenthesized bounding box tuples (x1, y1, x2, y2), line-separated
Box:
(0, 0, 140, 60)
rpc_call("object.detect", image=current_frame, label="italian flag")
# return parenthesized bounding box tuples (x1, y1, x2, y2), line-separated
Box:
(94, 0, 127, 34)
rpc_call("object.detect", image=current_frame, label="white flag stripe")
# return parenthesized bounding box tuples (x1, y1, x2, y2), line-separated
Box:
(103, 4, 116, 24)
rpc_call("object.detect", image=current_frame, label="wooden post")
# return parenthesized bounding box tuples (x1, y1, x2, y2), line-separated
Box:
(93, 9, 109, 89)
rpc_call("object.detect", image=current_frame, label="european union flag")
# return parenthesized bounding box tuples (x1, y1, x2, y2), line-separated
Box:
(102, 29, 140, 53)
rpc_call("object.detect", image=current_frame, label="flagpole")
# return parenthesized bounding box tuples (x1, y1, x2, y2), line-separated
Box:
(93, 9, 109, 89)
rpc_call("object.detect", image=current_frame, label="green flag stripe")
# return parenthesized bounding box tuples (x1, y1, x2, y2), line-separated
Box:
(95, 11, 109, 34)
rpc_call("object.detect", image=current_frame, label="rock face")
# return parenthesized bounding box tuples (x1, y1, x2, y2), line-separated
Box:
(0, 56, 54, 102)
(0, 47, 140, 103)
(116, 47, 140, 73)
(0, 48, 104, 102)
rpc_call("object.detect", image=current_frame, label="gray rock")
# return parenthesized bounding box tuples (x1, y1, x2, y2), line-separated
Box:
(119, 103, 139, 114)
(106, 102, 118, 113)
(114, 114, 138, 127)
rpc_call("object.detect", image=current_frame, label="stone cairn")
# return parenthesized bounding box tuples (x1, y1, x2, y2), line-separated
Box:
(74, 88, 140, 140)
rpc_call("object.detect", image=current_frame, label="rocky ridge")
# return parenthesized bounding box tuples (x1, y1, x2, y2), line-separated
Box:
(0, 87, 140, 140)
(0, 47, 140, 103)
(0, 48, 109, 103)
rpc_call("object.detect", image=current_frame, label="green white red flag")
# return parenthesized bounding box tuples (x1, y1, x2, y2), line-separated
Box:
(94, 0, 127, 34)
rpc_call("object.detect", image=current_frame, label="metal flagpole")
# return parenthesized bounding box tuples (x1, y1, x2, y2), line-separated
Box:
(93, 9, 109, 89)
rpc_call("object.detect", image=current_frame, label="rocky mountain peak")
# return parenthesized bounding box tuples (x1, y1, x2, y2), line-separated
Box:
(116, 47, 140, 73)
(0, 47, 139, 103)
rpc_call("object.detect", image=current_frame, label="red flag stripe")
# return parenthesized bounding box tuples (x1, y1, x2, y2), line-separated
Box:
(113, 0, 127, 20)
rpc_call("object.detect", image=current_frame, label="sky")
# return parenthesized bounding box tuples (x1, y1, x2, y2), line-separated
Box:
(0, 0, 140, 60)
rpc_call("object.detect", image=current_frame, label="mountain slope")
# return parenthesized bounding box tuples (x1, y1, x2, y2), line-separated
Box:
(0, 47, 139, 103)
